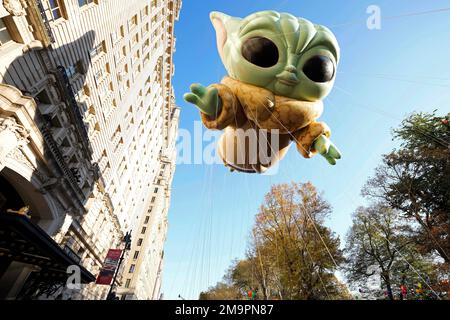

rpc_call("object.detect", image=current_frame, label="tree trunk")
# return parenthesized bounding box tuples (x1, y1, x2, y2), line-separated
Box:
(385, 279, 394, 300)
(381, 271, 394, 300)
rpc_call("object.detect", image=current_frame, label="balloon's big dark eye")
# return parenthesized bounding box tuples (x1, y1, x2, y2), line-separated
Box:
(303, 55, 335, 83)
(241, 37, 279, 68)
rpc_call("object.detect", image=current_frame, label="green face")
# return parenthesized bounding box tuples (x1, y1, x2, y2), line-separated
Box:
(211, 11, 340, 102)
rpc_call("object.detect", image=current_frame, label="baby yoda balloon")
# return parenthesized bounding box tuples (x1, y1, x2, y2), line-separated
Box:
(184, 10, 341, 173)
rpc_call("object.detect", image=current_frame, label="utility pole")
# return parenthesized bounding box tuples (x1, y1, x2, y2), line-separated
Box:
(106, 231, 132, 300)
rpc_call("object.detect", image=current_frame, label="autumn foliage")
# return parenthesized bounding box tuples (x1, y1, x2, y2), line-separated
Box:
(200, 111, 449, 300)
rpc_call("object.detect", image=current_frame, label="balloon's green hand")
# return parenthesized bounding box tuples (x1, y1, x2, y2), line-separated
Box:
(313, 135, 341, 165)
(183, 83, 221, 117)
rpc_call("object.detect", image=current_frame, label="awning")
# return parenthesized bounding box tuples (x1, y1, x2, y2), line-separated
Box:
(0, 212, 95, 283)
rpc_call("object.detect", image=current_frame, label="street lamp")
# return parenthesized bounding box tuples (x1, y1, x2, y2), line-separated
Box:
(106, 231, 132, 300)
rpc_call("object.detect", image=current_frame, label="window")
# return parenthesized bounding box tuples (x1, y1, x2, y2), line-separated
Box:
(111, 31, 117, 43)
(119, 85, 125, 98)
(134, 50, 140, 60)
(83, 85, 91, 96)
(94, 70, 102, 83)
(78, 0, 94, 7)
(111, 25, 124, 43)
(142, 6, 149, 17)
(66, 60, 84, 78)
(75, 89, 84, 102)
(125, 279, 131, 288)
(141, 227, 146, 234)
(132, 33, 139, 45)
(111, 125, 121, 140)
(90, 40, 106, 58)
(50, 114, 63, 128)
(143, 38, 150, 50)
(0, 18, 12, 46)
(36, 89, 52, 104)
(87, 105, 95, 116)
(137, 238, 143, 246)
(143, 23, 149, 34)
(130, 14, 138, 27)
(94, 63, 110, 84)
(129, 264, 135, 273)
(144, 216, 149, 224)
(43, 0, 65, 22)
(133, 251, 139, 259)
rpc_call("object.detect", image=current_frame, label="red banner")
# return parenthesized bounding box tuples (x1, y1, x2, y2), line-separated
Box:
(95, 249, 122, 285)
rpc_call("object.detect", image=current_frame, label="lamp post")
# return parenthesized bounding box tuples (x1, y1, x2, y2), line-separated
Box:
(106, 231, 132, 300)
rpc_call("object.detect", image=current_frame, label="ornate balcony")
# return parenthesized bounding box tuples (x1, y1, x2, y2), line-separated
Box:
(24, 0, 55, 47)
(53, 66, 92, 155)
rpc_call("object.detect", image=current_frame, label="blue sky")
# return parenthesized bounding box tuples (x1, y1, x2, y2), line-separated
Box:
(161, 0, 450, 300)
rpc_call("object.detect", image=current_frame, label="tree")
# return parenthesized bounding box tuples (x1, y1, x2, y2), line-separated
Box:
(199, 259, 264, 300)
(198, 281, 241, 300)
(228, 258, 262, 299)
(363, 111, 450, 264)
(250, 182, 348, 300)
(345, 203, 439, 300)
(199, 182, 351, 300)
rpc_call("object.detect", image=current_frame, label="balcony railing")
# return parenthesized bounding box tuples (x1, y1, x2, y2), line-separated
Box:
(35, 0, 55, 42)
(40, 122, 85, 207)
(54, 66, 92, 156)
(24, 0, 55, 47)
(63, 245, 82, 264)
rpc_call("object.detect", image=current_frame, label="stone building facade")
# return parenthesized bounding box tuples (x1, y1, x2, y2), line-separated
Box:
(0, 0, 181, 299)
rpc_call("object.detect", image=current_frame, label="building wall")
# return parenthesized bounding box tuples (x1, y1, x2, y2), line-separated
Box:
(118, 105, 179, 300)
(0, 0, 181, 299)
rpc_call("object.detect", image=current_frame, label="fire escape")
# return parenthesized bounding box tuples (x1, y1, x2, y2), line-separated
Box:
(24, 0, 99, 206)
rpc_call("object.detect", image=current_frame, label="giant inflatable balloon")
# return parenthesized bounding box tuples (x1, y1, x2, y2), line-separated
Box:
(184, 11, 341, 173)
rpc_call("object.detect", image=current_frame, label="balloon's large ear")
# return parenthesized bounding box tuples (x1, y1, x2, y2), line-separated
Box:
(210, 11, 230, 61)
